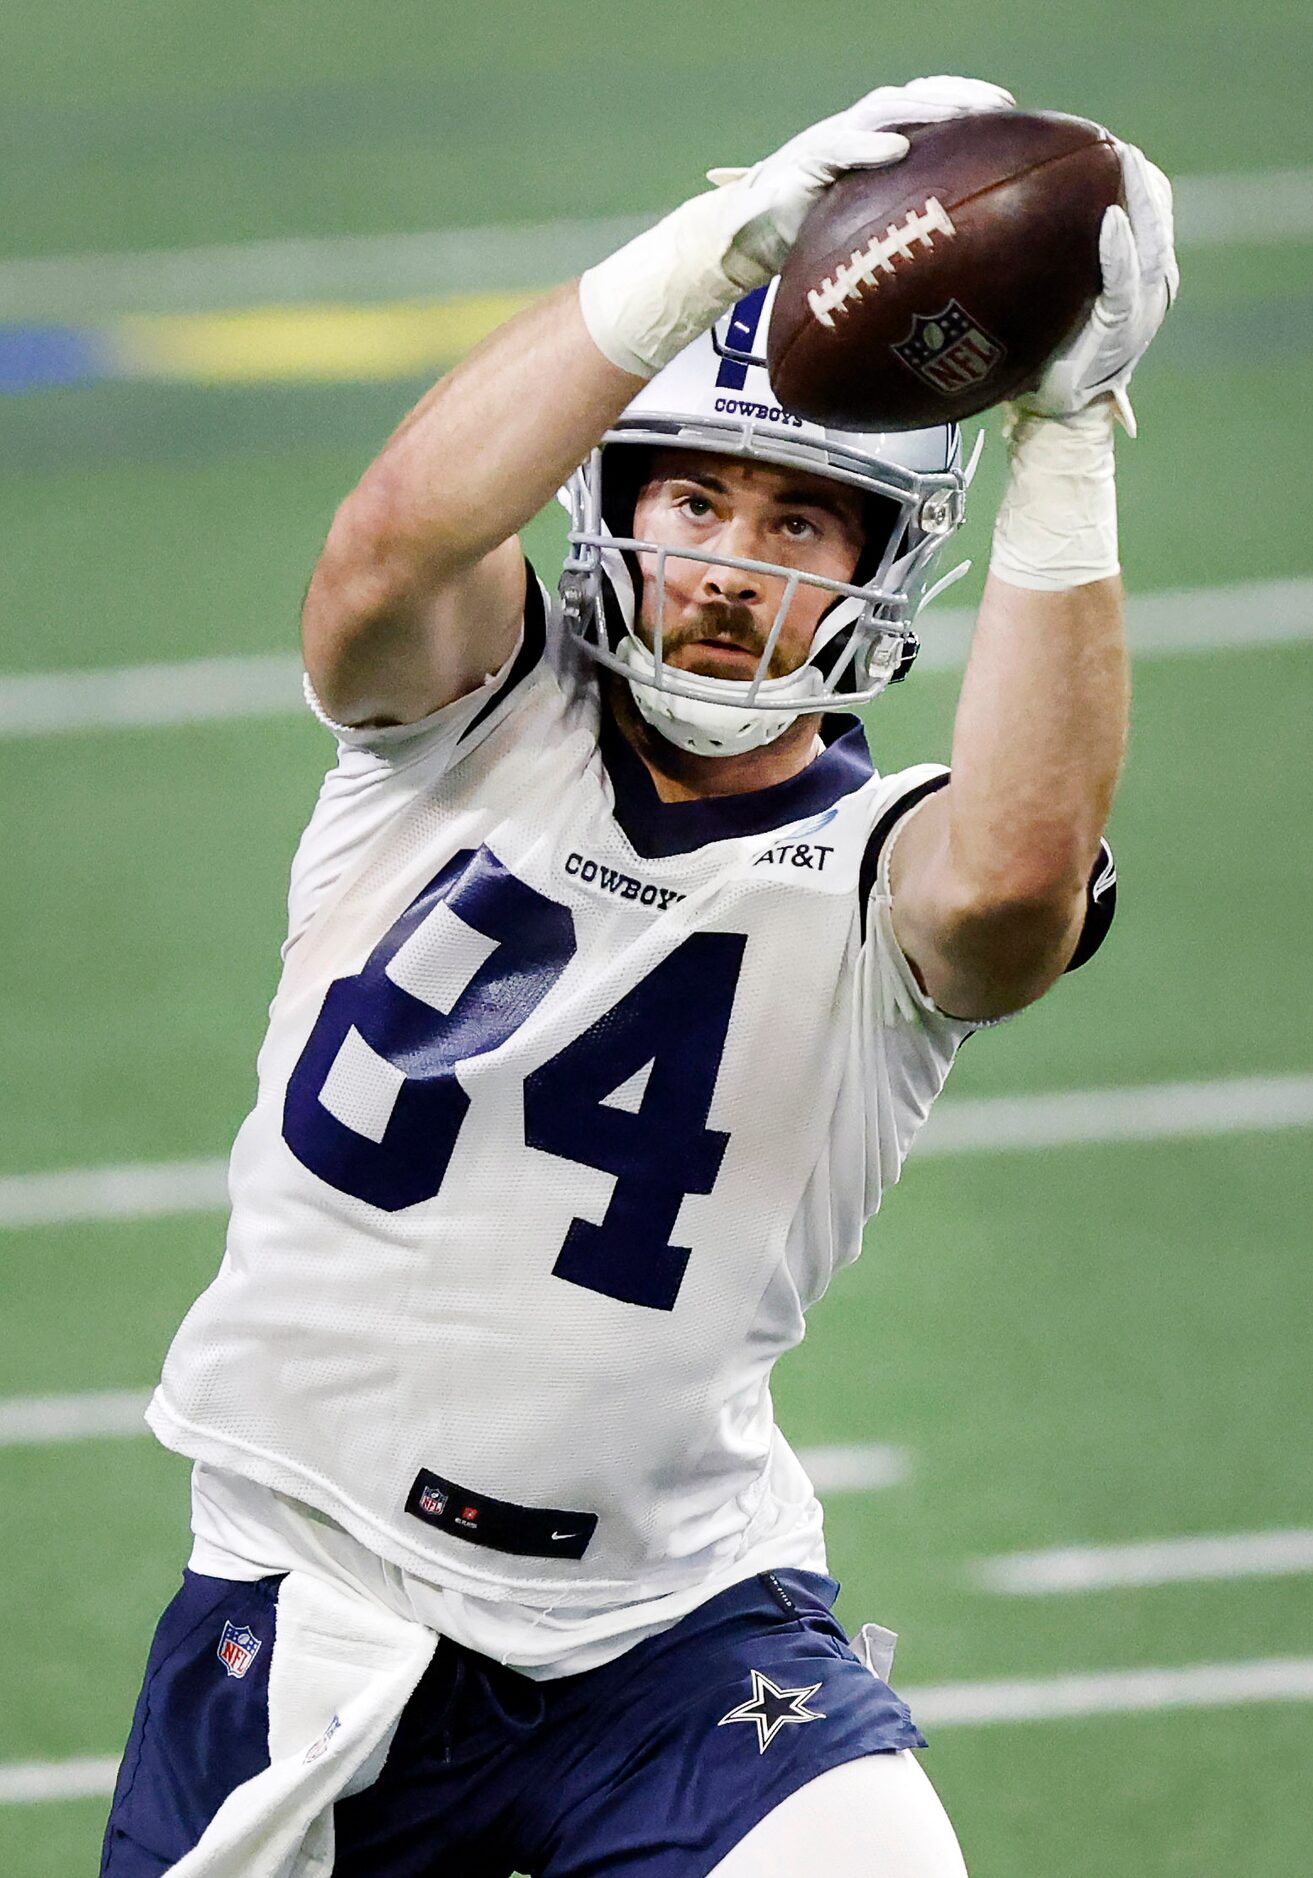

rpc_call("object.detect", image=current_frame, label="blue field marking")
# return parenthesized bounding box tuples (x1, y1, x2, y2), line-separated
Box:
(0, 324, 115, 392)
(0, 289, 539, 393)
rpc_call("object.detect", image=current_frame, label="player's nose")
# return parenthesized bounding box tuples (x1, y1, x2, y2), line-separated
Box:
(698, 560, 762, 604)
(695, 518, 765, 603)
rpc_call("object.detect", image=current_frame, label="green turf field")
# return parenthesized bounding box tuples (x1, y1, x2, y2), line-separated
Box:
(2, 2, 1311, 1872)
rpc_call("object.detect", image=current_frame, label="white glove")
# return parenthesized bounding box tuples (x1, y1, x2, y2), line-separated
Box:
(1019, 139, 1178, 436)
(706, 75, 1016, 279)
(579, 75, 1014, 379)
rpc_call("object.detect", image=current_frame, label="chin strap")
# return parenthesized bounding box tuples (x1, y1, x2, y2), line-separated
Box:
(619, 638, 825, 758)
(600, 540, 829, 758)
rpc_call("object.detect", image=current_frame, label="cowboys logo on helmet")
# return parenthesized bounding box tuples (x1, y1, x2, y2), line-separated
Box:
(560, 280, 977, 759)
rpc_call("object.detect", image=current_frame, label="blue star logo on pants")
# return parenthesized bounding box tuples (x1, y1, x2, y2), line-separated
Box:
(717, 1669, 826, 1753)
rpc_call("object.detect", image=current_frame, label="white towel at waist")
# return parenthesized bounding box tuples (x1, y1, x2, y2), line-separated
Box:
(166, 1568, 436, 1878)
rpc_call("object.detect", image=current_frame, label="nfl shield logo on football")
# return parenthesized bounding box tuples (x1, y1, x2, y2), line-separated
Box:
(892, 301, 1006, 395)
(216, 1619, 262, 1680)
(418, 1483, 447, 1518)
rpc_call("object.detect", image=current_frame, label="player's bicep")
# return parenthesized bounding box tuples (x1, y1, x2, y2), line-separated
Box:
(302, 533, 526, 730)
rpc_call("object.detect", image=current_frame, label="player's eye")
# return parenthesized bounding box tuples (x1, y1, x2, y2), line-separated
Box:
(779, 514, 819, 540)
(675, 492, 715, 519)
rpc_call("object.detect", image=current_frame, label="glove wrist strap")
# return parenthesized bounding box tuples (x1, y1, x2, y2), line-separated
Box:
(989, 401, 1120, 592)
(578, 185, 771, 379)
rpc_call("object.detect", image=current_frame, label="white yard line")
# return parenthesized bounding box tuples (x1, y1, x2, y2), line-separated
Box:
(0, 169, 1307, 322)
(0, 215, 651, 323)
(0, 1756, 122, 1804)
(912, 1073, 1313, 1157)
(0, 1389, 152, 1446)
(0, 1390, 908, 1497)
(1172, 167, 1313, 248)
(6, 1655, 1313, 1800)
(0, 1156, 228, 1228)
(905, 1656, 1313, 1727)
(2, 577, 1309, 739)
(0, 653, 303, 738)
(978, 1530, 1313, 1593)
(797, 1443, 910, 1491)
(914, 575, 1313, 672)
(1, 1074, 1308, 1233)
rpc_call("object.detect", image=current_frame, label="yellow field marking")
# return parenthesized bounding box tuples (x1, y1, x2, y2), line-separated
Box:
(111, 289, 542, 384)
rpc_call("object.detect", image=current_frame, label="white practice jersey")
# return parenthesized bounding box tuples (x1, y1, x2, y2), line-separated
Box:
(150, 569, 1109, 1671)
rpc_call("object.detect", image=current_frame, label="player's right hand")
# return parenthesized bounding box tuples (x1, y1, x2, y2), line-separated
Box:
(708, 77, 1016, 282)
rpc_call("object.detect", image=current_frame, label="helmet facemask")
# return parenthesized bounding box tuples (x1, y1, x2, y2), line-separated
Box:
(560, 292, 973, 758)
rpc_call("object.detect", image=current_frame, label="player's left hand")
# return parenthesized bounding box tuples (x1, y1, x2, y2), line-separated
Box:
(1019, 139, 1179, 436)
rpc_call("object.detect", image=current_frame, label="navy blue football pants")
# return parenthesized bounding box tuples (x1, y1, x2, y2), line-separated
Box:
(101, 1567, 925, 1876)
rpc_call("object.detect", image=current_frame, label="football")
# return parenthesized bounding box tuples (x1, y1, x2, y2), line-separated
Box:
(767, 110, 1123, 430)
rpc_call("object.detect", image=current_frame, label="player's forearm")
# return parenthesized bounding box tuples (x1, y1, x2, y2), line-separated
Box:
(334, 284, 644, 579)
(320, 103, 919, 593)
(891, 405, 1130, 1015)
(945, 404, 1127, 907)
(321, 155, 817, 588)
(304, 98, 931, 722)
(891, 570, 1128, 1020)
(946, 568, 1128, 910)
(303, 175, 794, 723)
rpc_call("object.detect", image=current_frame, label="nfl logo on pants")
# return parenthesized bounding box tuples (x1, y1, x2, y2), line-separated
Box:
(216, 1619, 262, 1680)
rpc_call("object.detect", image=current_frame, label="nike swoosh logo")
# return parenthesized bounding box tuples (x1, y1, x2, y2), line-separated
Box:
(551, 1530, 577, 1542)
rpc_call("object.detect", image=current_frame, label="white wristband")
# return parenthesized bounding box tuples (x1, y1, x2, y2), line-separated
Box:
(989, 402, 1120, 592)
(578, 186, 770, 380)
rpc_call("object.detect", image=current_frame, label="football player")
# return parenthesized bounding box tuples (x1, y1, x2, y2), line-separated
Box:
(101, 76, 1176, 1878)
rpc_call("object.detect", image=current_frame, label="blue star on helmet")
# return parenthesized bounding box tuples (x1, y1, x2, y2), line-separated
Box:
(717, 1668, 827, 1754)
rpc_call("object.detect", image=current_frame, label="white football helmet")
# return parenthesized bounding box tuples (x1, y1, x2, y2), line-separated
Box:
(560, 280, 977, 757)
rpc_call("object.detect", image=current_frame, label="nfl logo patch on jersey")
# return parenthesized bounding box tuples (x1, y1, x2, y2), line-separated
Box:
(893, 301, 1005, 394)
(418, 1483, 447, 1518)
(216, 1619, 262, 1680)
